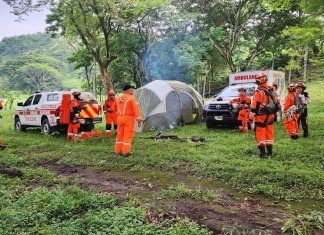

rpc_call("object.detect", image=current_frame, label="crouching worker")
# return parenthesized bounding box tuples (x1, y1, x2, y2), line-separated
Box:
(249, 73, 276, 158)
(67, 91, 83, 142)
(103, 89, 118, 138)
(284, 84, 300, 140)
(113, 85, 142, 156)
(230, 87, 251, 133)
(0, 99, 6, 150)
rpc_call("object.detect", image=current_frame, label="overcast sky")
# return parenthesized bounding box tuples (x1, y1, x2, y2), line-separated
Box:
(0, 0, 49, 41)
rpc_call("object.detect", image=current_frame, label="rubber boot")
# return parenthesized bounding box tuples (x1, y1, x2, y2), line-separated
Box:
(258, 146, 266, 158)
(266, 145, 273, 157)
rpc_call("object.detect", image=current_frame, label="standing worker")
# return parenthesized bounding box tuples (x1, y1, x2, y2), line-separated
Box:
(249, 73, 276, 158)
(296, 82, 310, 138)
(103, 89, 118, 138)
(0, 99, 6, 150)
(67, 91, 83, 142)
(284, 84, 300, 140)
(230, 87, 251, 133)
(114, 85, 142, 156)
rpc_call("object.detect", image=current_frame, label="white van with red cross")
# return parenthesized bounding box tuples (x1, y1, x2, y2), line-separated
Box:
(14, 91, 102, 134)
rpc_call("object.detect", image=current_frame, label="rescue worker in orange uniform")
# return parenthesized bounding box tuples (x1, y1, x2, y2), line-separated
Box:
(230, 88, 251, 133)
(103, 89, 118, 138)
(249, 73, 276, 158)
(296, 82, 310, 138)
(0, 99, 6, 150)
(284, 84, 300, 140)
(113, 85, 141, 156)
(67, 91, 83, 142)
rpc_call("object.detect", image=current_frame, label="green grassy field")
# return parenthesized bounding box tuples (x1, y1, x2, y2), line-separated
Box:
(0, 80, 323, 234)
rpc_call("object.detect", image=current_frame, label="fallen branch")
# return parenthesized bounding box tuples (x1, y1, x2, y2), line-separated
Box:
(140, 133, 205, 143)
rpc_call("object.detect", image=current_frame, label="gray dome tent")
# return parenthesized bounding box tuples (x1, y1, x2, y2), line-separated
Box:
(134, 80, 203, 132)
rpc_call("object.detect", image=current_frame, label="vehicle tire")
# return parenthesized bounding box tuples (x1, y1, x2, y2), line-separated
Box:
(42, 119, 52, 135)
(15, 118, 26, 131)
(248, 119, 255, 130)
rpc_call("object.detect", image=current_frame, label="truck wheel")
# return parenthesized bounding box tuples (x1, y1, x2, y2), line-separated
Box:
(15, 118, 26, 132)
(42, 119, 52, 135)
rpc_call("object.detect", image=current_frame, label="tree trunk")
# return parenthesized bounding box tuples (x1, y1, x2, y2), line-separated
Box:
(93, 58, 97, 96)
(85, 66, 90, 91)
(303, 45, 308, 83)
(272, 52, 275, 70)
(100, 66, 113, 95)
(288, 69, 291, 83)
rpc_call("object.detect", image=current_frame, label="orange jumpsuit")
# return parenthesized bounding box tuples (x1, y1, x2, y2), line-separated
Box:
(113, 93, 141, 155)
(249, 84, 275, 147)
(103, 98, 118, 137)
(67, 98, 81, 142)
(284, 91, 300, 138)
(231, 96, 251, 133)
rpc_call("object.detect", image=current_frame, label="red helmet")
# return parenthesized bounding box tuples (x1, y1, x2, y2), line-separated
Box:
(295, 82, 306, 90)
(108, 89, 115, 96)
(287, 83, 296, 91)
(255, 73, 267, 85)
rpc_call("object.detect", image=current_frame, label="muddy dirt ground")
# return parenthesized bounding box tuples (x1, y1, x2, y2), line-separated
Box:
(35, 159, 298, 234)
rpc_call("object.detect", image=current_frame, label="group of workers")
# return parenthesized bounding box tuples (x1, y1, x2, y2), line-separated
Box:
(231, 73, 310, 158)
(67, 84, 141, 156)
(0, 77, 310, 158)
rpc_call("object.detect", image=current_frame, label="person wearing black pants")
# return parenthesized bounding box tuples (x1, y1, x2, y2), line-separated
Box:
(296, 82, 310, 138)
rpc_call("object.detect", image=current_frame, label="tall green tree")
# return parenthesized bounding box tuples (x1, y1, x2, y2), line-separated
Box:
(18, 63, 63, 90)
(46, 0, 167, 93)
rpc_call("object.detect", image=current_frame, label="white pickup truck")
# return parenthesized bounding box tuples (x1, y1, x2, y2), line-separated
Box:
(204, 70, 285, 128)
(14, 91, 102, 134)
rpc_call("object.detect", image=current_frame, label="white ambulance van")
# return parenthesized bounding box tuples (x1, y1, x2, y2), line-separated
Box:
(14, 91, 102, 134)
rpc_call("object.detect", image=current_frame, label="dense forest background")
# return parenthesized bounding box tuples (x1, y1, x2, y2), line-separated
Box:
(0, 0, 323, 99)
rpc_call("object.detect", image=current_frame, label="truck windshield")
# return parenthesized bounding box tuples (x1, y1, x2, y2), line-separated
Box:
(218, 86, 255, 97)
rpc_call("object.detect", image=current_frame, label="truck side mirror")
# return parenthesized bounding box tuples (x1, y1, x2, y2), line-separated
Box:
(17, 102, 24, 106)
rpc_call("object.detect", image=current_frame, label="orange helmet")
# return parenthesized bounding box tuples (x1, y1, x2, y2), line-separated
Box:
(108, 89, 115, 96)
(295, 82, 306, 90)
(255, 73, 267, 85)
(287, 83, 296, 91)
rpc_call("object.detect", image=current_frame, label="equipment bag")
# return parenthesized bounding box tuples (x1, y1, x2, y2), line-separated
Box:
(261, 89, 280, 114)
(60, 93, 71, 124)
